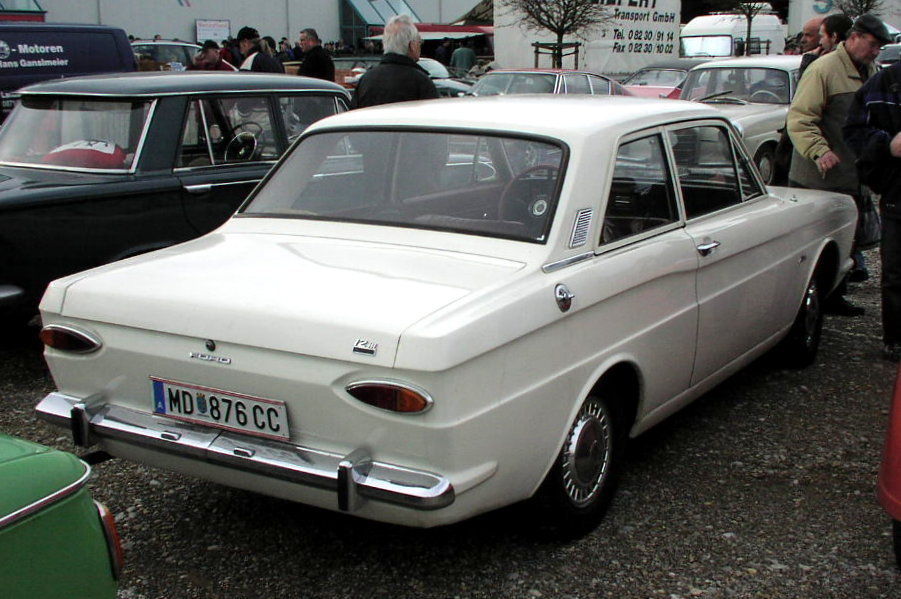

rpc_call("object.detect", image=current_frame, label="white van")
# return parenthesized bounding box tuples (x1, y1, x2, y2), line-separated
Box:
(680, 13, 785, 58)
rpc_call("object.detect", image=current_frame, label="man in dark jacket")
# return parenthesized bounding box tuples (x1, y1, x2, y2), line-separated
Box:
(236, 26, 284, 73)
(298, 28, 335, 81)
(351, 14, 438, 109)
(845, 60, 901, 361)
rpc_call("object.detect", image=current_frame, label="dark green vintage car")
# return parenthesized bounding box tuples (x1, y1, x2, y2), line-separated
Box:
(0, 434, 122, 598)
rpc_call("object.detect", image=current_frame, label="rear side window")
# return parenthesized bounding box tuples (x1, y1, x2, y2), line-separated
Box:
(668, 125, 742, 218)
(602, 134, 678, 244)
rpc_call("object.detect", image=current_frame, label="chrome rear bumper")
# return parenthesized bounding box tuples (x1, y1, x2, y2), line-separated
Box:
(36, 392, 454, 512)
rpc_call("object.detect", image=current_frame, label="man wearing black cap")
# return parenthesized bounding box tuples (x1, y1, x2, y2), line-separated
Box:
(787, 13, 893, 316)
(236, 26, 284, 73)
(845, 25, 901, 361)
(189, 40, 237, 71)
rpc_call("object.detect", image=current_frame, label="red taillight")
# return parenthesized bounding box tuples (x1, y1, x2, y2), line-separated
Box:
(95, 500, 124, 580)
(346, 381, 433, 413)
(40, 325, 101, 353)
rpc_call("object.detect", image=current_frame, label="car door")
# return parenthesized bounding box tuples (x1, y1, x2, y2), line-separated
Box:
(176, 93, 347, 233)
(590, 130, 700, 410)
(668, 121, 801, 385)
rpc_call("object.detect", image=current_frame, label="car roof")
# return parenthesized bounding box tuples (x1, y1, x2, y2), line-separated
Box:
(132, 40, 201, 47)
(634, 58, 714, 71)
(19, 71, 349, 97)
(689, 55, 803, 70)
(484, 68, 607, 76)
(307, 95, 722, 140)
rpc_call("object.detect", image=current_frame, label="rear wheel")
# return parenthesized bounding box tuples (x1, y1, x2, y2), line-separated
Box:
(778, 273, 822, 368)
(534, 393, 626, 538)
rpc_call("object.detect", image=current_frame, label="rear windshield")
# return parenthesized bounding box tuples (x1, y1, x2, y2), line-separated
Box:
(0, 96, 152, 171)
(242, 130, 566, 243)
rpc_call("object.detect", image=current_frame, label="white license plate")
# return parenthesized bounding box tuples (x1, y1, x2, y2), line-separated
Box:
(151, 377, 289, 440)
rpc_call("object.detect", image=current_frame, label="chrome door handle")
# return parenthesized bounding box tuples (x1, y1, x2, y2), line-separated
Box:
(184, 184, 212, 194)
(696, 241, 721, 256)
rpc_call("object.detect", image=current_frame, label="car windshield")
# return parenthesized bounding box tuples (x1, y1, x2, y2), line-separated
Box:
(242, 130, 566, 243)
(680, 35, 734, 57)
(681, 67, 791, 104)
(0, 96, 153, 171)
(623, 68, 686, 87)
(470, 73, 557, 95)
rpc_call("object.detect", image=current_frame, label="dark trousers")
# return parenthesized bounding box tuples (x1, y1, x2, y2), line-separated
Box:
(883, 215, 901, 345)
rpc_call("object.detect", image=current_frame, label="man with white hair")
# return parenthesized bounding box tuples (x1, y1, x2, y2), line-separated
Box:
(351, 14, 438, 109)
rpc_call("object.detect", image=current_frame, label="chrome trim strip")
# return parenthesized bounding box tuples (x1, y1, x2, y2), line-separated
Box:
(0, 460, 91, 531)
(542, 251, 594, 273)
(181, 180, 261, 192)
(22, 89, 349, 99)
(36, 392, 454, 511)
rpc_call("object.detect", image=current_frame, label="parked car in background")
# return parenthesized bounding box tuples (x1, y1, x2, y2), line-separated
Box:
(621, 58, 712, 99)
(468, 69, 632, 96)
(880, 363, 901, 569)
(0, 23, 136, 122)
(417, 57, 473, 97)
(37, 95, 856, 537)
(878, 44, 901, 68)
(132, 40, 201, 71)
(680, 55, 802, 184)
(0, 433, 123, 599)
(0, 71, 350, 325)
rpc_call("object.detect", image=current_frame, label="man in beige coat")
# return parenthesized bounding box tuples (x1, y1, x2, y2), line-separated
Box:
(787, 14, 892, 314)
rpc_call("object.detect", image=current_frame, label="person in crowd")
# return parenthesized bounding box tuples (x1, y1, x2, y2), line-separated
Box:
(351, 14, 438, 109)
(800, 14, 853, 76)
(298, 28, 335, 82)
(845, 56, 901, 361)
(798, 16, 824, 73)
(787, 13, 893, 315)
(450, 39, 477, 73)
(236, 26, 284, 73)
(153, 33, 162, 41)
(277, 37, 295, 62)
(435, 38, 452, 65)
(188, 39, 236, 71)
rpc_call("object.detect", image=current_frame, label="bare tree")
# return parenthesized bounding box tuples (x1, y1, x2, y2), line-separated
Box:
(834, 0, 886, 18)
(500, 0, 616, 67)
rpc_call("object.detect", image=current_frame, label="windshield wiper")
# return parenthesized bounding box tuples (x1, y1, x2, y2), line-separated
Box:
(695, 89, 737, 102)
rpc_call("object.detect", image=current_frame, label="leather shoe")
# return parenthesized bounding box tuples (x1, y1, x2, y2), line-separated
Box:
(848, 268, 869, 283)
(823, 296, 864, 317)
(884, 344, 901, 363)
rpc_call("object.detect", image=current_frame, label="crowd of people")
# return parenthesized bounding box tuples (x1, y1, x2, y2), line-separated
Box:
(785, 13, 900, 363)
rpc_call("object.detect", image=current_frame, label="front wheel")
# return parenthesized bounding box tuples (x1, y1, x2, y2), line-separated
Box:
(754, 144, 776, 186)
(534, 393, 626, 538)
(777, 274, 822, 368)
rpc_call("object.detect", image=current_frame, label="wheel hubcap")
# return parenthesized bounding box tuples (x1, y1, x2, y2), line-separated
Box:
(561, 399, 612, 507)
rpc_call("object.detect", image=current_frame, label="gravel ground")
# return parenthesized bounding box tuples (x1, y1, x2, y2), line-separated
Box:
(2, 249, 900, 599)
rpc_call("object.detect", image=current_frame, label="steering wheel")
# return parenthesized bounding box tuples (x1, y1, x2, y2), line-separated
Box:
(749, 89, 782, 103)
(498, 165, 559, 228)
(223, 122, 263, 161)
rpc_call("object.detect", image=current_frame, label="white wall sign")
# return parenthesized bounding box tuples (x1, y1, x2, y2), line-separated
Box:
(195, 19, 231, 44)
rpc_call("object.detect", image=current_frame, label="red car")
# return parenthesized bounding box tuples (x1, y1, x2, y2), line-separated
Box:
(622, 58, 712, 99)
(879, 363, 901, 567)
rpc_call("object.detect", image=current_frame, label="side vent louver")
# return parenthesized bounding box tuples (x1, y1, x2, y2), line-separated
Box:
(569, 209, 593, 248)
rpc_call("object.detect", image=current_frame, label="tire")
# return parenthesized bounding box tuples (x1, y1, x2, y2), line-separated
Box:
(778, 274, 822, 368)
(893, 520, 901, 570)
(754, 144, 776, 186)
(534, 393, 626, 539)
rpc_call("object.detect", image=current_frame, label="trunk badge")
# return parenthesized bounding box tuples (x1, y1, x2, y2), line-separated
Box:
(353, 339, 378, 356)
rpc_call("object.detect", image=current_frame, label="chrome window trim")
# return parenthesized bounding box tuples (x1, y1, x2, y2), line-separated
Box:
(198, 98, 215, 165)
(22, 89, 350, 99)
(173, 162, 277, 174)
(0, 461, 91, 531)
(542, 251, 595, 273)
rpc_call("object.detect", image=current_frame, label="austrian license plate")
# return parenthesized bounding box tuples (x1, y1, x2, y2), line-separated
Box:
(151, 377, 289, 440)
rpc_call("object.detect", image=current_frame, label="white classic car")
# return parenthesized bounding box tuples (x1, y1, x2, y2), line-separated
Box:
(36, 95, 856, 536)
(680, 55, 802, 184)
